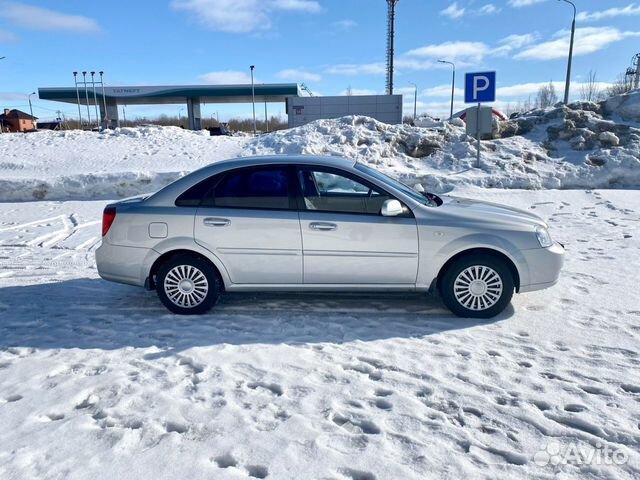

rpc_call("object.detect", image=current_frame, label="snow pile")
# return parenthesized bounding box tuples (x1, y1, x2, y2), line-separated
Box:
(1, 92, 640, 201)
(0, 126, 244, 201)
(247, 106, 640, 191)
(603, 89, 640, 121)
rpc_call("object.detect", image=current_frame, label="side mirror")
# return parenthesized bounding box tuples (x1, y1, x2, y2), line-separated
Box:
(414, 183, 425, 193)
(381, 199, 404, 217)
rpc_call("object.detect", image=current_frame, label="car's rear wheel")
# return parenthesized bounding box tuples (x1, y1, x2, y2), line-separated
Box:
(156, 254, 221, 315)
(440, 254, 514, 318)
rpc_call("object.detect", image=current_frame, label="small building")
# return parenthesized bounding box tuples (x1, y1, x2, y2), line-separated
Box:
(0, 109, 37, 132)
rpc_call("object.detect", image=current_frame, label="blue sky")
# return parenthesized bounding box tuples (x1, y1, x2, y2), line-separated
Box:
(0, 0, 638, 121)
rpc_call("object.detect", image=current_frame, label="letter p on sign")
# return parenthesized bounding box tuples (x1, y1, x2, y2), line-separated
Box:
(465, 71, 496, 103)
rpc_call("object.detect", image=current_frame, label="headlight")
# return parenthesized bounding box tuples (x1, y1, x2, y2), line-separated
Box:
(535, 225, 553, 248)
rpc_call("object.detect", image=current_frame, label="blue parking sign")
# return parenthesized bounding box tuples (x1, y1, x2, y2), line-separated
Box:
(465, 71, 496, 103)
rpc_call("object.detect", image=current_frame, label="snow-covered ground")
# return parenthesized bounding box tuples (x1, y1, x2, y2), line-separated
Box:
(1, 187, 639, 479)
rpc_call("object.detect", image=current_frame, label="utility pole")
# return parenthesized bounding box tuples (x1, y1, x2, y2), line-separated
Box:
(559, 0, 576, 104)
(438, 60, 456, 120)
(250, 65, 256, 135)
(408, 82, 417, 122)
(28, 91, 36, 128)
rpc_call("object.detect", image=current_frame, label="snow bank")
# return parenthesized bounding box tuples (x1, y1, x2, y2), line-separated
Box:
(0, 126, 244, 201)
(1, 94, 640, 201)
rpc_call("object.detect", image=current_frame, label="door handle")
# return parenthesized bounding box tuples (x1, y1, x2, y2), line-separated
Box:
(309, 222, 337, 231)
(203, 217, 230, 227)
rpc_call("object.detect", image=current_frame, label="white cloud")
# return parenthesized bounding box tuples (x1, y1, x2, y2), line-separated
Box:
(0, 91, 29, 101)
(478, 4, 500, 15)
(171, 0, 320, 33)
(515, 27, 640, 60)
(395, 58, 443, 71)
(508, 0, 547, 6)
(341, 88, 378, 96)
(500, 33, 538, 48)
(492, 32, 538, 55)
(325, 63, 386, 76)
(331, 19, 357, 31)
(0, 28, 18, 42)
(0, 2, 100, 33)
(271, 0, 321, 13)
(406, 41, 489, 63)
(276, 68, 321, 82)
(420, 84, 464, 98)
(440, 2, 465, 19)
(577, 4, 640, 22)
(198, 70, 253, 84)
(497, 81, 614, 97)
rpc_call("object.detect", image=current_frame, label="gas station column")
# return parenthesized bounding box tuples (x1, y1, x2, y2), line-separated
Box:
(187, 97, 201, 130)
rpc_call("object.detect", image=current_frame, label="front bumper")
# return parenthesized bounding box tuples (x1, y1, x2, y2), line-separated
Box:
(519, 241, 565, 293)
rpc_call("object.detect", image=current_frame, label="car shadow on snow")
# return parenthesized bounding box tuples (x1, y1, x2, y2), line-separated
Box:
(0, 278, 513, 351)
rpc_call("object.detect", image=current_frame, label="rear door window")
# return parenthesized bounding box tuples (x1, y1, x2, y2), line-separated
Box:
(208, 166, 293, 210)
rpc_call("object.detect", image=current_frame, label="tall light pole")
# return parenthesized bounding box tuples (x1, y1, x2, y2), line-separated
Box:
(99, 71, 108, 128)
(82, 72, 91, 125)
(72, 72, 83, 128)
(408, 82, 417, 122)
(559, 0, 576, 105)
(438, 59, 456, 120)
(250, 65, 256, 135)
(90, 72, 100, 129)
(28, 91, 36, 127)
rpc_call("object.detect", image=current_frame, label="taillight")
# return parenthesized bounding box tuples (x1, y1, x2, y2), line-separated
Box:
(102, 207, 116, 237)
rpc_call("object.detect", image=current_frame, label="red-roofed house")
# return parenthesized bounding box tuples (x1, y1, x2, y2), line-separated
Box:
(0, 109, 37, 133)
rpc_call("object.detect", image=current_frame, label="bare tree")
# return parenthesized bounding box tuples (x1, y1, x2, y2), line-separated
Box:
(605, 73, 634, 97)
(580, 70, 602, 102)
(536, 82, 558, 108)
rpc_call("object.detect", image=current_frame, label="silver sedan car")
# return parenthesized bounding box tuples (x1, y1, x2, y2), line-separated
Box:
(96, 155, 564, 318)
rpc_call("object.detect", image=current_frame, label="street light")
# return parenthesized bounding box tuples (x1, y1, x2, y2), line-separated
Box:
(250, 65, 256, 135)
(408, 82, 417, 122)
(559, 0, 576, 105)
(438, 60, 456, 120)
(28, 91, 36, 127)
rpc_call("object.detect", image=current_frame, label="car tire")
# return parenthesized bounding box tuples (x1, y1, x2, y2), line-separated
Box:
(440, 254, 514, 318)
(156, 254, 221, 315)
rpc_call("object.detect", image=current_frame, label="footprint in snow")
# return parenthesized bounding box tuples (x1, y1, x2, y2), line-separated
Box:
(213, 453, 237, 469)
(332, 414, 381, 435)
(338, 468, 377, 480)
(246, 465, 269, 478)
(247, 381, 283, 396)
(564, 404, 588, 413)
(372, 398, 393, 411)
(374, 388, 393, 397)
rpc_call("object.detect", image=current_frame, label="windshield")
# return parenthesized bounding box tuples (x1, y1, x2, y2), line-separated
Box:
(354, 163, 440, 207)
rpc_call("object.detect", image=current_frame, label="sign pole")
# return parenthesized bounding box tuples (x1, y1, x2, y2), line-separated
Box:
(476, 102, 481, 168)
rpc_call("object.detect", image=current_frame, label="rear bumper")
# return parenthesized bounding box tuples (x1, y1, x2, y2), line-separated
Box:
(95, 241, 159, 287)
(519, 242, 565, 293)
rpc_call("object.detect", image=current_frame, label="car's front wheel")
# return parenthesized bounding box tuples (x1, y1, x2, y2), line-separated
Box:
(440, 254, 514, 318)
(156, 254, 221, 315)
